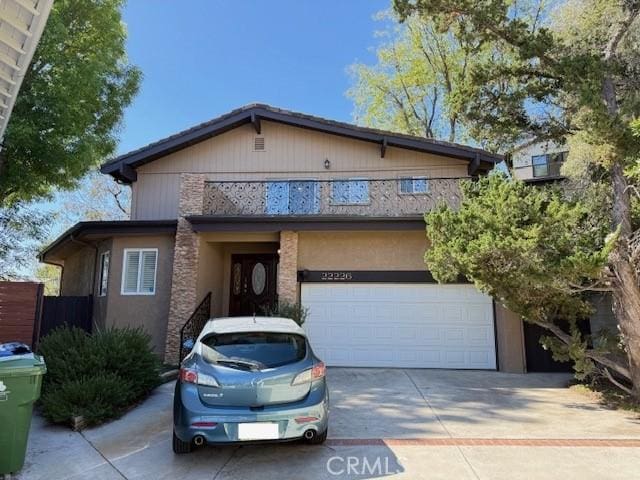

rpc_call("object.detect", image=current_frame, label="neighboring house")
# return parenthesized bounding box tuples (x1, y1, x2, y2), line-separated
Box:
(41, 104, 538, 371)
(510, 141, 568, 183)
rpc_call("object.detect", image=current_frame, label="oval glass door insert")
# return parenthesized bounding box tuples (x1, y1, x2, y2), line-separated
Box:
(251, 262, 266, 295)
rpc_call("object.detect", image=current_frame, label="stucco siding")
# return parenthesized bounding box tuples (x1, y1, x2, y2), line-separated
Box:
(132, 121, 469, 220)
(105, 235, 175, 356)
(60, 246, 95, 296)
(297, 231, 429, 271)
(196, 240, 224, 317)
(494, 303, 526, 373)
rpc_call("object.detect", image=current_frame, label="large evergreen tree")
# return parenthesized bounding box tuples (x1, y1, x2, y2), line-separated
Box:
(0, 0, 140, 206)
(394, 0, 640, 396)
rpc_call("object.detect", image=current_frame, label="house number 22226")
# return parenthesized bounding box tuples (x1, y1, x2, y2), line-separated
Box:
(320, 271, 353, 281)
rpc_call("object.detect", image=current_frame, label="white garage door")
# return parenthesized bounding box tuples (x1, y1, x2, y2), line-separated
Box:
(301, 283, 496, 369)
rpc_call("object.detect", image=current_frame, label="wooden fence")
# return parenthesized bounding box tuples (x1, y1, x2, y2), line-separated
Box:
(0, 282, 93, 349)
(0, 281, 44, 347)
(40, 295, 93, 338)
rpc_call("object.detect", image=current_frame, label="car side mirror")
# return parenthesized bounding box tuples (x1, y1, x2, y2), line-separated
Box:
(182, 338, 195, 351)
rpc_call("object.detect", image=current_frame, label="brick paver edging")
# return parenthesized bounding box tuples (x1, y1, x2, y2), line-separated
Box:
(327, 438, 640, 447)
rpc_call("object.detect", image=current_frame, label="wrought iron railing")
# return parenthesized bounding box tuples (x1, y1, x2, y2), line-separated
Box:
(179, 292, 211, 362)
(203, 177, 465, 217)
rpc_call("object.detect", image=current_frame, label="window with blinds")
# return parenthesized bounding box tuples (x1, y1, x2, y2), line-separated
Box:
(121, 248, 158, 295)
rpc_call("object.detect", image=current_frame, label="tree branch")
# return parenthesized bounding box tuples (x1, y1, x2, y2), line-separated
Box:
(604, 368, 633, 395)
(531, 318, 631, 380)
(604, 4, 640, 61)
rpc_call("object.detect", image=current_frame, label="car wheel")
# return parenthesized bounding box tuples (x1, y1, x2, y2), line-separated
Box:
(173, 431, 192, 454)
(307, 428, 328, 445)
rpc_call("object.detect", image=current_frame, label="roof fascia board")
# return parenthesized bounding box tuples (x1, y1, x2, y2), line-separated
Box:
(101, 106, 502, 180)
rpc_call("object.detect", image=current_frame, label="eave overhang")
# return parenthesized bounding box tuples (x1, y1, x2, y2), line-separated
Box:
(39, 220, 178, 263)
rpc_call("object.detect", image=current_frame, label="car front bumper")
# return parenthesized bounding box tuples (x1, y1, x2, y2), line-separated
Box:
(173, 380, 329, 444)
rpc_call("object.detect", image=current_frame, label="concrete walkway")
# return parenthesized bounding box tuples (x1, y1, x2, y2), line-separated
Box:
(16, 369, 640, 480)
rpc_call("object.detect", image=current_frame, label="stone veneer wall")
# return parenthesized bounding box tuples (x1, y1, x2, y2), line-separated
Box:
(164, 173, 205, 364)
(277, 231, 298, 305)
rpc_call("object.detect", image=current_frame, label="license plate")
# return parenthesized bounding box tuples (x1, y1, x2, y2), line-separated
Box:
(238, 422, 279, 440)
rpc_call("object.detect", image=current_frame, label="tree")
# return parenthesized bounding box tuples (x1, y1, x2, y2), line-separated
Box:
(348, 11, 492, 143)
(35, 263, 61, 295)
(394, 0, 640, 396)
(0, 204, 48, 279)
(58, 171, 130, 223)
(426, 175, 632, 386)
(0, 0, 141, 206)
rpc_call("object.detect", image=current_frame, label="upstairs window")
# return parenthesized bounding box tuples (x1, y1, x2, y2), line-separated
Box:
(532, 152, 567, 178)
(98, 251, 110, 296)
(331, 179, 369, 205)
(399, 177, 429, 194)
(265, 181, 319, 215)
(121, 248, 158, 295)
(532, 155, 549, 177)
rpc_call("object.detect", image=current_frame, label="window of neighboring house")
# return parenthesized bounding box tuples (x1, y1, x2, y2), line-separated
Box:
(532, 151, 567, 177)
(121, 248, 158, 295)
(98, 251, 110, 296)
(265, 180, 319, 214)
(399, 177, 429, 194)
(331, 179, 369, 205)
(532, 155, 549, 177)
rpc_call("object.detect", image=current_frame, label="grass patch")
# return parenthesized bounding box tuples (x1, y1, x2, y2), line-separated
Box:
(570, 380, 640, 414)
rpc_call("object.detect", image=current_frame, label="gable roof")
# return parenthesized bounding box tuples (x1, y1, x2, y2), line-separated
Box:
(101, 104, 502, 183)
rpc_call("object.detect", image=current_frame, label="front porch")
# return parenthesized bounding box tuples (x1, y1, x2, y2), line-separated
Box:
(194, 232, 288, 319)
(164, 220, 301, 363)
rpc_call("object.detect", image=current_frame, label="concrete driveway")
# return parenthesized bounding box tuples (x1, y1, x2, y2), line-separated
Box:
(17, 369, 640, 480)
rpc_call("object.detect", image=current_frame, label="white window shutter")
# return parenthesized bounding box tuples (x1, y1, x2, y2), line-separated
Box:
(140, 250, 157, 293)
(124, 251, 140, 293)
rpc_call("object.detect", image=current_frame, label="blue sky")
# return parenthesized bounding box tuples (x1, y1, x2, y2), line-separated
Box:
(119, 0, 389, 154)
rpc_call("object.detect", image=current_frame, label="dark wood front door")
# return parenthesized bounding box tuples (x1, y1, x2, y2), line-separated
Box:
(228, 254, 278, 316)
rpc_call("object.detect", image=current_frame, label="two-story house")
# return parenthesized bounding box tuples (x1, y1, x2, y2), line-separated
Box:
(41, 104, 531, 371)
(510, 141, 568, 183)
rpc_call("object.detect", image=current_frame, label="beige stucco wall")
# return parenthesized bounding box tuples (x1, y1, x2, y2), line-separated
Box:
(105, 235, 175, 356)
(494, 303, 526, 373)
(196, 240, 224, 317)
(297, 230, 429, 271)
(131, 121, 469, 220)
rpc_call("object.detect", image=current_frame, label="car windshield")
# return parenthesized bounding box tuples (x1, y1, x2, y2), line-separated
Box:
(201, 332, 306, 369)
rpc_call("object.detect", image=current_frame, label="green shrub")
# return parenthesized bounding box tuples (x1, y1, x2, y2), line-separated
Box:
(40, 373, 134, 425)
(38, 326, 160, 427)
(264, 301, 309, 326)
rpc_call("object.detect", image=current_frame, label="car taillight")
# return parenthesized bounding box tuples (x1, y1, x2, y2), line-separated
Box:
(291, 362, 326, 385)
(312, 362, 326, 379)
(179, 368, 219, 387)
(180, 368, 197, 384)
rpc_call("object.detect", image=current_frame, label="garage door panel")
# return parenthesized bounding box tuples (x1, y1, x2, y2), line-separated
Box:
(302, 283, 496, 369)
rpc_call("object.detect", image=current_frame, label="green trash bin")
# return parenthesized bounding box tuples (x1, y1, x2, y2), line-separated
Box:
(0, 347, 46, 475)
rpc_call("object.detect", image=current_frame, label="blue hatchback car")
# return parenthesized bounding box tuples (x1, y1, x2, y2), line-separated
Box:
(173, 317, 329, 453)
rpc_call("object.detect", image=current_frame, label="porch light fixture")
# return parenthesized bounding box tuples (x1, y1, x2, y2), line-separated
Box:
(324, 158, 331, 169)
